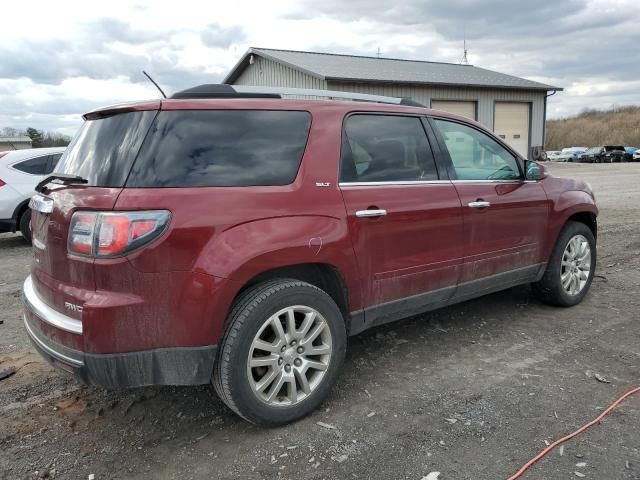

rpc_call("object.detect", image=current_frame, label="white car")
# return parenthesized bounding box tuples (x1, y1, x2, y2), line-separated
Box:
(0, 147, 65, 242)
(634, 150, 640, 162)
(546, 150, 562, 161)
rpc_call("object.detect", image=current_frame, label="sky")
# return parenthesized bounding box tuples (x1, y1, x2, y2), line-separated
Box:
(1, 0, 639, 137)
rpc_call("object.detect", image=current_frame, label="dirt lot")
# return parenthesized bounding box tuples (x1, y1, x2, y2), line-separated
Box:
(1, 162, 639, 480)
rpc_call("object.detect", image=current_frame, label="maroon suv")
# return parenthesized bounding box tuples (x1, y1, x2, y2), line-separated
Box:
(24, 85, 598, 426)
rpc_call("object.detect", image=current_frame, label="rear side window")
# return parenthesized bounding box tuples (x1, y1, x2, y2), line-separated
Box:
(55, 111, 157, 187)
(340, 115, 438, 183)
(13, 155, 50, 175)
(127, 110, 311, 187)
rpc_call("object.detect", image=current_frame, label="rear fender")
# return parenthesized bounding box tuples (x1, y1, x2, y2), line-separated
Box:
(195, 215, 363, 311)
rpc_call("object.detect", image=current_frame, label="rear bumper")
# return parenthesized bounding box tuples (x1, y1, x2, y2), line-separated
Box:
(23, 276, 217, 389)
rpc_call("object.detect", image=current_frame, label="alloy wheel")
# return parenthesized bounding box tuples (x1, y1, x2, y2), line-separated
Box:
(561, 234, 592, 296)
(247, 306, 332, 406)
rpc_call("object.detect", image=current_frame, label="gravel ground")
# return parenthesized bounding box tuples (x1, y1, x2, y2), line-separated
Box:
(1, 162, 639, 480)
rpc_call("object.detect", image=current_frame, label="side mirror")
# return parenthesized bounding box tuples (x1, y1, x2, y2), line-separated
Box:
(525, 160, 542, 181)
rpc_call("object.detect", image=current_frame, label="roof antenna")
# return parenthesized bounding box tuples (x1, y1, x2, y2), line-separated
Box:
(142, 70, 167, 99)
(460, 30, 470, 65)
(376, 47, 381, 58)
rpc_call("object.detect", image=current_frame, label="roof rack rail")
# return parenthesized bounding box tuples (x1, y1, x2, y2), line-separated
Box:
(169, 84, 425, 107)
(234, 86, 425, 107)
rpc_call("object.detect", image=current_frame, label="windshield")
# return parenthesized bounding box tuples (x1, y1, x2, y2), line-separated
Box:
(55, 111, 157, 187)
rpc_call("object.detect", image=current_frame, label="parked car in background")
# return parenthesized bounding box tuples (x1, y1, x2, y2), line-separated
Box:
(546, 150, 562, 161)
(624, 147, 638, 161)
(0, 147, 65, 242)
(23, 85, 598, 426)
(633, 149, 640, 162)
(558, 147, 587, 162)
(580, 146, 625, 163)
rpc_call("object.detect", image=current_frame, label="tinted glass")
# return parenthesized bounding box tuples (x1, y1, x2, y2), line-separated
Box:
(434, 119, 521, 181)
(49, 153, 63, 172)
(13, 155, 50, 175)
(55, 111, 156, 187)
(127, 110, 311, 187)
(340, 115, 437, 182)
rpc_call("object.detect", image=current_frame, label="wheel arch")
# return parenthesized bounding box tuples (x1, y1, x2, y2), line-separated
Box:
(234, 263, 352, 331)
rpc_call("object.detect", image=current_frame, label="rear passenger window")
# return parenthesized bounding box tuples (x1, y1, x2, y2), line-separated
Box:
(128, 110, 311, 187)
(13, 155, 50, 175)
(340, 115, 438, 182)
(433, 119, 521, 181)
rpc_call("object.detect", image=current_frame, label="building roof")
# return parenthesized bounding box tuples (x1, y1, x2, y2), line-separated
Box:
(0, 136, 32, 143)
(224, 48, 562, 92)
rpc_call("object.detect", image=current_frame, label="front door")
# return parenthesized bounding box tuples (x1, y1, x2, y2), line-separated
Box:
(338, 114, 464, 329)
(430, 118, 549, 293)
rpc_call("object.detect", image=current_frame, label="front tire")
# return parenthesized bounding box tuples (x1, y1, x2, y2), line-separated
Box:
(533, 221, 596, 306)
(213, 279, 347, 426)
(19, 209, 32, 243)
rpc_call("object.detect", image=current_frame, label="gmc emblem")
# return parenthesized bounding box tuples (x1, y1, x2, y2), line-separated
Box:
(64, 302, 83, 313)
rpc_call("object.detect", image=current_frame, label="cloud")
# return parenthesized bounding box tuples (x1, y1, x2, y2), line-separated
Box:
(0, 0, 638, 136)
(200, 24, 247, 48)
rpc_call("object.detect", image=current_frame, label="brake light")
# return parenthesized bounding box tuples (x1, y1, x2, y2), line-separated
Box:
(68, 211, 171, 257)
(0, 179, 5, 188)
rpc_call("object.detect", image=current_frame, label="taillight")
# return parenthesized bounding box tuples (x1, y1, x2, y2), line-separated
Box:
(0, 179, 5, 188)
(68, 211, 171, 257)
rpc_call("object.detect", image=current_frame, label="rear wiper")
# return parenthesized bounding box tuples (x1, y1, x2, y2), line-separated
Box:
(35, 174, 88, 193)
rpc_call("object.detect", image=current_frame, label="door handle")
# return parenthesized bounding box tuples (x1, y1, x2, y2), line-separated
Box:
(468, 201, 491, 209)
(356, 209, 387, 218)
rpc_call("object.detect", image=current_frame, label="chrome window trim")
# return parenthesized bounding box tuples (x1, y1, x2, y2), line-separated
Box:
(23, 315, 84, 367)
(23, 275, 83, 334)
(339, 180, 451, 187)
(451, 179, 524, 184)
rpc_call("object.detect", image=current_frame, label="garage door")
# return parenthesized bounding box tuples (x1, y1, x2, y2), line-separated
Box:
(431, 100, 476, 120)
(494, 103, 530, 157)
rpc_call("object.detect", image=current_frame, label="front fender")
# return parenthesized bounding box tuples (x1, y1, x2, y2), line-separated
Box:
(194, 215, 363, 309)
(545, 190, 598, 257)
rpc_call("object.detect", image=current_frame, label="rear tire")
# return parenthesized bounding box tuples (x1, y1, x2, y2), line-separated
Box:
(19, 209, 32, 243)
(213, 279, 347, 426)
(533, 221, 596, 307)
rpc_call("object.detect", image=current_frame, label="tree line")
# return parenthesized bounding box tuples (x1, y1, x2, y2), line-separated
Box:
(545, 106, 640, 150)
(1, 127, 71, 148)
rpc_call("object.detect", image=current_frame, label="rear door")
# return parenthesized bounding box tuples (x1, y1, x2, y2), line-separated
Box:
(339, 113, 464, 328)
(429, 117, 549, 295)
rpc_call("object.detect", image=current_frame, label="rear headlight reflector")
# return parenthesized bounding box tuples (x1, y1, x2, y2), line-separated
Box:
(68, 210, 170, 257)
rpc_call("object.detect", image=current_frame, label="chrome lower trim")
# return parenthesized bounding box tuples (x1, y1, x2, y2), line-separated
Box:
(23, 315, 84, 367)
(23, 275, 83, 334)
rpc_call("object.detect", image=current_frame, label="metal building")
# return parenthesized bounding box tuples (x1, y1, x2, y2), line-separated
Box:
(224, 48, 561, 158)
(0, 136, 32, 150)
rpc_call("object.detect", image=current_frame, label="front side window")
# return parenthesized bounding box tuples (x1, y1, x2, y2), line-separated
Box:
(340, 115, 438, 182)
(433, 119, 521, 181)
(13, 155, 50, 175)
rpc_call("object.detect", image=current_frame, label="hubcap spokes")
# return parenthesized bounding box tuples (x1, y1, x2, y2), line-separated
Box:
(561, 234, 591, 296)
(247, 306, 332, 406)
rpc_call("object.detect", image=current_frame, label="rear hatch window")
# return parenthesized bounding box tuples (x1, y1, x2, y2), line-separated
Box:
(127, 110, 311, 187)
(55, 110, 157, 186)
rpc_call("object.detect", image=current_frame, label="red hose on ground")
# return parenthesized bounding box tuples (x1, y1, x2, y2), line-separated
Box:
(507, 385, 640, 480)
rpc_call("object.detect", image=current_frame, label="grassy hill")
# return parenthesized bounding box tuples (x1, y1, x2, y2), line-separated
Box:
(545, 106, 640, 150)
